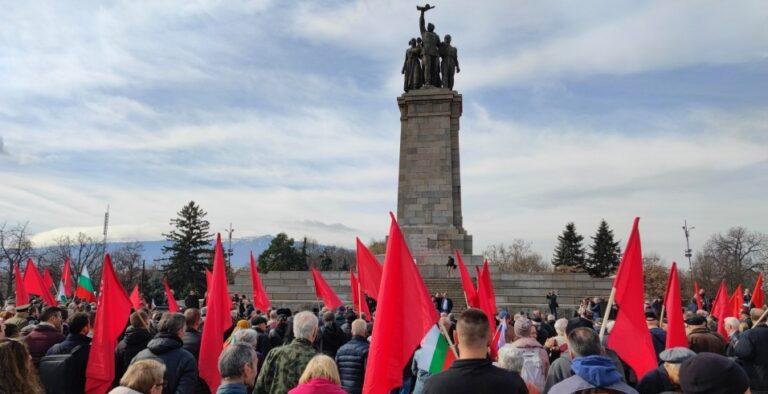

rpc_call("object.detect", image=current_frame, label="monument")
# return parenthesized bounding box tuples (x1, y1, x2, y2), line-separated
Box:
(397, 4, 472, 263)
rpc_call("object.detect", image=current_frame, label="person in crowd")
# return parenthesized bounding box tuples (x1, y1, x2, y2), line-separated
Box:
(5, 303, 31, 330)
(251, 316, 271, 357)
(288, 354, 346, 394)
(508, 317, 548, 389)
(43, 312, 92, 394)
(182, 308, 203, 360)
(256, 311, 319, 394)
(440, 292, 453, 314)
(635, 347, 695, 394)
(268, 315, 288, 350)
(546, 290, 558, 318)
(685, 315, 726, 354)
(498, 344, 543, 394)
(229, 328, 265, 374)
(744, 288, 752, 307)
(4, 322, 20, 338)
(132, 312, 198, 394)
(185, 290, 200, 311)
(24, 306, 65, 367)
(109, 359, 166, 394)
(423, 308, 527, 394)
(734, 308, 768, 393)
(215, 343, 259, 394)
(645, 311, 666, 361)
(320, 311, 346, 358)
(679, 352, 750, 394)
(116, 311, 154, 385)
(699, 288, 712, 311)
(724, 316, 742, 356)
(335, 319, 369, 394)
(432, 293, 444, 314)
(548, 327, 637, 394)
(551, 318, 568, 353)
(0, 338, 46, 394)
(339, 311, 356, 342)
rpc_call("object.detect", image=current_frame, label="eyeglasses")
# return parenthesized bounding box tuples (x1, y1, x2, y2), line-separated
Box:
(153, 381, 166, 389)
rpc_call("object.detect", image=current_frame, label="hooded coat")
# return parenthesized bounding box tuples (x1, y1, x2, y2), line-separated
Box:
(132, 333, 198, 394)
(548, 355, 637, 394)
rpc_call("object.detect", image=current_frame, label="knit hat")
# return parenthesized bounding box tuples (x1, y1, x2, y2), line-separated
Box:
(679, 352, 749, 394)
(514, 318, 532, 338)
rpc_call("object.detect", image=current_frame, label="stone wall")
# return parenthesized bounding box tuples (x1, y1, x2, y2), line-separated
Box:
(229, 270, 612, 315)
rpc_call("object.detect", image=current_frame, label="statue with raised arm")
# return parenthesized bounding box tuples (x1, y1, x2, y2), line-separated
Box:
(418, 4, 441, 88)
(402, 38, 423, 91)
(439, 34, 459, 90)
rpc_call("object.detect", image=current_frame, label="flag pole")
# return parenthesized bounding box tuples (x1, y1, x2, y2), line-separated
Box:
(756, 308, 768, 325)
(599, 287, 617, 340)
(438, 322, 459, 358)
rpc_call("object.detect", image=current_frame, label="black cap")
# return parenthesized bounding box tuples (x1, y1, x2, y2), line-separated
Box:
(645, 311, 659, 321)
(685, 315, 706, 325)
(250, 316, 267, 326)
(566, 317, 593, 334)
(679, 352, 749, 394)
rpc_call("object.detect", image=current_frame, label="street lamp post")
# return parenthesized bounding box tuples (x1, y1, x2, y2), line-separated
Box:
(683, 220, 694, 275)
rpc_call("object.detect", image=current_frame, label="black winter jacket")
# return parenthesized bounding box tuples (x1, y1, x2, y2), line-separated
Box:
(335, 336, 369, 394)
(45, 333, 92, 394)
(132, 333, 198, 394)
(182, 328, 202, 360)
(320, 322, 346, 358)
(735, 324, 768, 392)
(115, 327, 153, 385)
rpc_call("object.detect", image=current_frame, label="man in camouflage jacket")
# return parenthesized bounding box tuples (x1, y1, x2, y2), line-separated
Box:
(255, 311, 319, 394)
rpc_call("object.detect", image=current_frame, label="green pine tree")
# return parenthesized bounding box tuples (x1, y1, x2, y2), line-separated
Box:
(258, 233, 306, 272)
(552, 222, 586, 272)
(585, 219, 622, 278)
(161, 201, 213, 294)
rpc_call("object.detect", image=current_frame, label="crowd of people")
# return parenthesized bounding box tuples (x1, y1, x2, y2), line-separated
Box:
(0, 284, 766, 394)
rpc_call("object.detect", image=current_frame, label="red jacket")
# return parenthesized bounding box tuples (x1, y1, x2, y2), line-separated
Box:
(287, 378, 347, 394)
(24, 323, 65, 367)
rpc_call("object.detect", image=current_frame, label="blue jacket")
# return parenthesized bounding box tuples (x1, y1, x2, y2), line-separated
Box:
(549, 355, 637, 394)
(335, 336, 369, 394)
(215, 383, 248, 394)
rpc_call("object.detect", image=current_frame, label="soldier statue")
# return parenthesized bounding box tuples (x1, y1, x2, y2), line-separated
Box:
(418, 4, 441, 88)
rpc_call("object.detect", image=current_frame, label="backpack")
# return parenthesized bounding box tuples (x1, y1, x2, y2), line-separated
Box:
(519, 347, 546, 393)
(39, 344, 85, 394)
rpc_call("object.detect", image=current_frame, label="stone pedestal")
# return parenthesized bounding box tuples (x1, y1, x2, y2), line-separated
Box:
(397, 88, 472, 258)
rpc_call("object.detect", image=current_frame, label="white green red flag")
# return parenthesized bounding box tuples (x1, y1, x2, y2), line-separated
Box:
(75, 265, 96, 302)
(57, 280, 67, 304)
(415, 324, 456, 374)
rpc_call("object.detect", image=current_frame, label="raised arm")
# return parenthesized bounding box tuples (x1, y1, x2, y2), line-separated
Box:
(419, 11, 426, 34)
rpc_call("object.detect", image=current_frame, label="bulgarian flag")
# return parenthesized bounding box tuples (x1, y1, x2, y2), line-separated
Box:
(75, 265, 97, 302)
(415, 325, 456, 374)
(56, 281, 68, 304)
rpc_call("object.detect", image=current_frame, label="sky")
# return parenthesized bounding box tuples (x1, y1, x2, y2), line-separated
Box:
(2, 0, 767, 265)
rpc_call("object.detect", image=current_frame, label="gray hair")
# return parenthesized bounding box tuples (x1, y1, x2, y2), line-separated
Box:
(157, 312, 186, 335)
(218, 343, 256, 379)
(293, 311, 319, 340)
(724, 317, 740, 330)
(497, 344, 524, 372)
(554, 318, 568, 336)
(351, 319, 367, 337)
(233, 328, 259, 347)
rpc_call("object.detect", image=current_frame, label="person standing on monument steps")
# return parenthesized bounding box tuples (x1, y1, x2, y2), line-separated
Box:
(418, 4, 441, 88)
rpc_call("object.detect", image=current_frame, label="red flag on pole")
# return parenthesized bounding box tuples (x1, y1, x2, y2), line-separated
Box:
(664, 262, 687, 349)
(694, 282, 703, 311)
(43, 268, 55, 291)
(14, 262, 30, 306)
(163, 279, 180, 313)
(62, 257, 74, 297)
(362, 213, 439, 394)
(729, 285, 744, 320)
(129, 285, 141, 310)
(350, 269, 371, 321)
(23, 258, 57, 305)
(607, 217, 657, 379)
(476, 259, 497, 332)
(311, 267, 343, 310)
(711, 280, 730, 339)
(249, 252, 271, 312)
(752, 273, 764, 308)
(356, 238, 383, 300)
(199, 234, 233, 392)
(85, 254, 132, 394)
(455, 250, 478, 308)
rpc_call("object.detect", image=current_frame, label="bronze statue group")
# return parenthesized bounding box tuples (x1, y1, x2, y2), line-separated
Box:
(402, 4, 460, 92)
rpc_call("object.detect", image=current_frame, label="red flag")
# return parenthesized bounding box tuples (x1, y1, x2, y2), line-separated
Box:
(362, 213, 439, 394)
(664, 262, 687, 349)
(311, 267, 343, 310)
(163, 279, 180, 313)
(350, 270, 371, 321)
(476, 259, 497, 332)
(711, 281, 730, 339)
(62, 257, 74, 297)
(14, 262, 30, 306)
(129, 285, 141, 310)
(249, 252, 271, 312)
(694, 282, 702, 311)
(753, 273, 764, 308)
(199, 234, 233, 392)
(85, 254, 132, 394)
(607, 217, 657, 379)
(356, 238, 383, 300)
(456, 250, 478, 308)
(729, 285, 744, 319)
(43, 268, 55, 291)
(23, 258, 57, 305)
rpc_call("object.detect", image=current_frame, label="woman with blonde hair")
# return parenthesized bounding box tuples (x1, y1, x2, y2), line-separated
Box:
(288, 354, 346, 394)
(0, 338, 45, 394)
(109, 359, 166, 394)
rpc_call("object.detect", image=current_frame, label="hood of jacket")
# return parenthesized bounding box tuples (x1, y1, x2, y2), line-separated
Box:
(124, 326, 152, 346)
(146, 333, 183, 355)
(571, 355, 622, 387)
